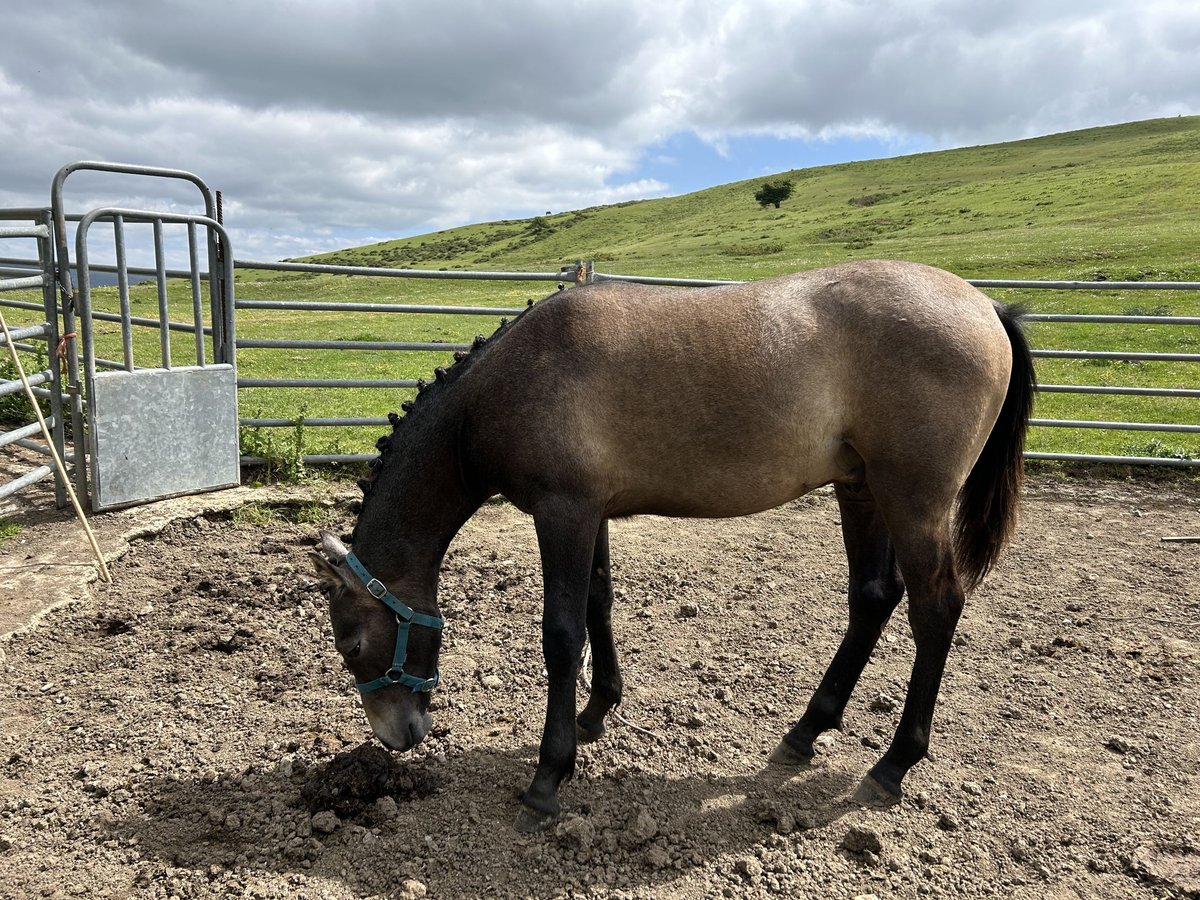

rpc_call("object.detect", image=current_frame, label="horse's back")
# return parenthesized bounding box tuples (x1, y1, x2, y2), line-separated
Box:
(469, 261, 1012, 518)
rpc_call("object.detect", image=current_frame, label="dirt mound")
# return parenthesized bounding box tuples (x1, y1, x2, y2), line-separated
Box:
(301, 743, 436, 817)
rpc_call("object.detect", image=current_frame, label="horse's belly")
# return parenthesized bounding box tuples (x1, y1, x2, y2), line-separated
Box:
(602, 431, 844, 519)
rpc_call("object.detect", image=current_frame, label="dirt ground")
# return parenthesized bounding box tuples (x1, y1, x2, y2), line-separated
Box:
(1, 475, 1198, 899)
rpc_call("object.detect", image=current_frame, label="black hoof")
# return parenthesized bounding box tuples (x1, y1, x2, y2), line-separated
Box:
(576, 718, 605, 744)
(514, 803, 558, 833)
(768, 739, 815, 768)
(852, 773, 901, 808)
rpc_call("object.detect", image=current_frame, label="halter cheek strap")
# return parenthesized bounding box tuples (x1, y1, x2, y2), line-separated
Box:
(342, 551, 443, 694)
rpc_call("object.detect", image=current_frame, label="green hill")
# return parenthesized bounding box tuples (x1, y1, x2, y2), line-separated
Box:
(308, 116, 1200, 283)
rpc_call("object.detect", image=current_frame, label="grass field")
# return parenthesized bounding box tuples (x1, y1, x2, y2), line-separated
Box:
(3, 116, 1198, 467)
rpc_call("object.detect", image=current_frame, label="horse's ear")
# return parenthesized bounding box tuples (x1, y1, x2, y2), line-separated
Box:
(320, 530, 350, 562)
(310, 531, 354, 591)
(309, 551, 352, 591)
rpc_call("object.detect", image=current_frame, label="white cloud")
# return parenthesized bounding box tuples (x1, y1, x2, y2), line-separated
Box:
(1, 0, 1197, 260)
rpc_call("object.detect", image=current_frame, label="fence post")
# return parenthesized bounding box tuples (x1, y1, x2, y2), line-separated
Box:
(571, 259, 596, 285)
(36, 209, 68, 507)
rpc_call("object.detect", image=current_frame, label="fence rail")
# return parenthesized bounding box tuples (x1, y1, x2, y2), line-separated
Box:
(235, 258, 578, 283)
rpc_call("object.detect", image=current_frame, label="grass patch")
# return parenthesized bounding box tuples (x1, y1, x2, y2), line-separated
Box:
(293, 501, 337, 526)
(239, 409, 312, 483)
(0, 520, 21, 544)
(0, 349, 50, 427)
(231, 503, 275, 527)
(721, 241, 786, 257)
(847, 192, 896, 207)
(291, 501, 340, 528)
(1125, 438, 1200, 461)
(227, 500, 338, 527)
(815, 218, 911, 244)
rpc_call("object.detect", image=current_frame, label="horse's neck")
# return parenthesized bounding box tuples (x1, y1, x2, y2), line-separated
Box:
(356, 396, 482, 578)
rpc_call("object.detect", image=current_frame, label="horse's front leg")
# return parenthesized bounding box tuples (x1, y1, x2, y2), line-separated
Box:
(516, 499, 603, 833)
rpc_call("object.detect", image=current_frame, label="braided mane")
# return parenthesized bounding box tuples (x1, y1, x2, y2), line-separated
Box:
(345, 300, 536, 544)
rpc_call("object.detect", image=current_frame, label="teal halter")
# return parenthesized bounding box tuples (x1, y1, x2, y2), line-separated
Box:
(343, 551, 443, 694)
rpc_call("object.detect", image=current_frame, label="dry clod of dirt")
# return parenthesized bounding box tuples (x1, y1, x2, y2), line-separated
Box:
(395, 878, 428, 899)
(733, 855, 764, 882)
(1129, 842, 1200, 896)
(625, 806, 659, 845)
(842, 823, 886, 855)
(937, 811, 960, 831)
(1107, 734, 1135, 754)
(643, 844, 671, 869)
(869, 691, 899, 713)
(310, 809, 341, 834)
(554, 813, 596, 852)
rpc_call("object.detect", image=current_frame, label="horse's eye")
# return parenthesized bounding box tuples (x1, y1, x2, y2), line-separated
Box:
(348, 641, 362, 659)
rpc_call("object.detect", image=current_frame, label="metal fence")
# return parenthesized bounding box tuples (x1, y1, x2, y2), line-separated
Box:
(0, 208, 68, 507)
(8, 243, 1200, 483)
(232, 258, 584, 464)
(2, 161, 238, 511)
(223, 259, 1199, 468)
(971, 278, 1200, 468)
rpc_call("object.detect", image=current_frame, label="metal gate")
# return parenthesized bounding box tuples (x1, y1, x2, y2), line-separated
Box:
(51, 163, 240, 510)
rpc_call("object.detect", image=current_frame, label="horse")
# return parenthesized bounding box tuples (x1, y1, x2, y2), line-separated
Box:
(310, 259, 1036, 833)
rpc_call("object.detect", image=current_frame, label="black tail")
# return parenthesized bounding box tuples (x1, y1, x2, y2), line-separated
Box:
(953, 303, 1036, 592)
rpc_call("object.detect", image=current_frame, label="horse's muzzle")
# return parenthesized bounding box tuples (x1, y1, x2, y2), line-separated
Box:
(368, 708, 432, 752)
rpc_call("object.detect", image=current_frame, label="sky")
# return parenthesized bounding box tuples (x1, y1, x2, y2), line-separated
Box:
(2, 0, 1199, 265)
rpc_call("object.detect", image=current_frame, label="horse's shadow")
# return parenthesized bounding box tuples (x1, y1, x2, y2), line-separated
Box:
(112, 741, 867, 896)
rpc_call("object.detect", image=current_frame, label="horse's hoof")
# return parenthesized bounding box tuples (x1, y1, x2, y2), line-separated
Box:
(576, 719, 605, 744)
(768, 739, 815, 767)
(852, 774, 901, 808)
(514, 804, 558, 834)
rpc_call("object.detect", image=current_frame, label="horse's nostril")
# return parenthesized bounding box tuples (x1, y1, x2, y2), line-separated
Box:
(406, 718, 427, 748)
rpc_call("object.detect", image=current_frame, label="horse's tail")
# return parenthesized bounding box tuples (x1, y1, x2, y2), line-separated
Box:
(953, 302, 1036, 592)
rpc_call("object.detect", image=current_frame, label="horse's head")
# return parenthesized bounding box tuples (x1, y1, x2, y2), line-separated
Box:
(310, 532, 442, 752)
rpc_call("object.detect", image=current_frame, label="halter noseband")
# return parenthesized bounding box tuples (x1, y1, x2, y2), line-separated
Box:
(342, 551, 443, 694)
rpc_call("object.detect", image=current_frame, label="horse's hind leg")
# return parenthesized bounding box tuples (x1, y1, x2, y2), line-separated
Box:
(854, 503, 966, 807)
(772, 481, 905, 766)
(577, 519, 623, 742)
